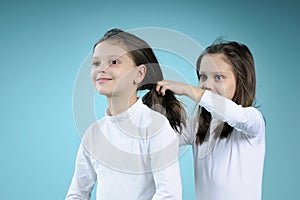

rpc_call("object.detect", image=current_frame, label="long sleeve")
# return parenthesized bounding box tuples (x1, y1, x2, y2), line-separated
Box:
(179, 116, 198, 146)
(66, 144, 97, 200)
(149, 119, 182, 200)
(199, 90, 265, 138)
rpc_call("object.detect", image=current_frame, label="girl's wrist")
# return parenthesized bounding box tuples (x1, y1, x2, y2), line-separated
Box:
(188, 86, 204, 103)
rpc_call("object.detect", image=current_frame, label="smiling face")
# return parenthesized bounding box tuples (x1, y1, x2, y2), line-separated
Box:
(198, 53, 237, 100)
(90, 41, 139, 98)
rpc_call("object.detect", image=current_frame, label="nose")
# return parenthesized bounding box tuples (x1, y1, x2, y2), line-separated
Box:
(97, 63, 108, 73)
(201, 79, 212, 90)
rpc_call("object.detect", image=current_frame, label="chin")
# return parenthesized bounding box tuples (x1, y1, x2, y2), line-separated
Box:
(96, 88, 111, 96)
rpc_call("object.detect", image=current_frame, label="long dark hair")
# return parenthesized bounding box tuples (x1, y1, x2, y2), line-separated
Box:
(195, 39, 256, 144)
(94, 28, 186, 133)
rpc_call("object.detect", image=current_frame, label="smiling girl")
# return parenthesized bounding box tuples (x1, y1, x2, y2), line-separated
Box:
(66, 29, 186, 200)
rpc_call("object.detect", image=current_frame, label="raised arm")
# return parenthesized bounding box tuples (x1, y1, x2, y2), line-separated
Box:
(199, 90, 265, 138)
(156, 80, 265, 138)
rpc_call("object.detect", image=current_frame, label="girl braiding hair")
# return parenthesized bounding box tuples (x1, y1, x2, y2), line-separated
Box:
(195, 40, 256, 143)
(156, 39, 265, 200)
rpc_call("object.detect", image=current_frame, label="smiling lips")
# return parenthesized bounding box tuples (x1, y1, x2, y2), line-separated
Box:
(97, 77, 112, 83)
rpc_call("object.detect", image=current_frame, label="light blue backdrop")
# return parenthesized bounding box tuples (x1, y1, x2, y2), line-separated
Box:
(0, 0, 299, 199)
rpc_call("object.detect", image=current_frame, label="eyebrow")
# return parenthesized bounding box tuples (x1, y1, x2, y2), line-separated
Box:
(92, 55, 124, 60)
(199, 71, 228, 74)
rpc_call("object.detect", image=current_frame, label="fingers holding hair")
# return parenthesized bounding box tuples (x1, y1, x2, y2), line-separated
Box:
(156, 80, 186, 96)
(156, 80, 169, 96)
(156, 80, 202, 102)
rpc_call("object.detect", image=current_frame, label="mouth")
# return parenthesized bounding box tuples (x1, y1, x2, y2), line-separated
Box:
(96, 77, 112, 83)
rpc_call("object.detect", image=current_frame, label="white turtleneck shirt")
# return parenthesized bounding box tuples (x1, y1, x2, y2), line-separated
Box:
(66, 98, 182, 200)
(180, 90, 265, 200)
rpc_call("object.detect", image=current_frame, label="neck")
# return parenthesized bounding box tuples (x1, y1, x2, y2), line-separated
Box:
(106, 94, 138, 116)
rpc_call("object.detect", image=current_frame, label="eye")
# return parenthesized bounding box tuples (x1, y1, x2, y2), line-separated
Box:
(199, 74, 207, 82)
(110, 59, 120, 65)
(215, 74, 224, 81)
(92, 61, 101, 67)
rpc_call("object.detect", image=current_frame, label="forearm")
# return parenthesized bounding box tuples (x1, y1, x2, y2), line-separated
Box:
(156, 80, 204, 102)
(182, 84, 204, 103)
(151, 161, 182, 200)
(200, 90, 265, 137)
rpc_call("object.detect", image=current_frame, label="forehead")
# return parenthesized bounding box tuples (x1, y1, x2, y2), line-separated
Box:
(199, 53, 233, 73)
(93, 41, 128, 58)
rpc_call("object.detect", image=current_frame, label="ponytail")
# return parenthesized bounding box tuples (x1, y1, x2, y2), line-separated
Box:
(96, 28, 186, 133)
(142, 84, 186, 133)
(196, 107, 233, 144)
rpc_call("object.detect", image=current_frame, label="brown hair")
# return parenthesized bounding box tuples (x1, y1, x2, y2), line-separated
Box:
(195, 39, 256, 144)
(94, 28, 186, 133)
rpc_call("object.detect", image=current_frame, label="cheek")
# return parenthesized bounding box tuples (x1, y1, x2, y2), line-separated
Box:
(90, 70, 96, 82)
(214, 85, 226, 96)
(213, 83, 234, 98)
(118, 69, 135, 82)
(225, 82, 236, 100)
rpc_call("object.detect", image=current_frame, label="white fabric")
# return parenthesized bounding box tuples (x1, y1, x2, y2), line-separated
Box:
(180, 90, 265, 200)
(66, 98, 182, 200)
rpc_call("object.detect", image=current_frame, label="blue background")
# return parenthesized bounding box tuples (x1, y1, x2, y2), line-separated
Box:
(0, 0, 299, 199)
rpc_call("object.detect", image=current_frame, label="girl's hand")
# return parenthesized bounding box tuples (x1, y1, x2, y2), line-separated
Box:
(156, 80, 204, 102)
(156, 80, 187, 96)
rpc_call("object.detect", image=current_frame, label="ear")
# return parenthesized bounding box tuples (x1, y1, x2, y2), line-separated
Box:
(134, 64, 146, 84)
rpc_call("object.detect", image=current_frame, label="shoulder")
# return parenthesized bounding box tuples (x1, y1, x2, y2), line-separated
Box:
(149, 107, 169, 122)
(238, 106, 266, 144)
(141, 104, 176, 136)
(87, 118, 107, 133)
(140, 102, 167, 119)
(244, 106, 265, 130)
(247, 107, 264, 120)
(140, 103, 170, 129)
(81, 118, 107, 144)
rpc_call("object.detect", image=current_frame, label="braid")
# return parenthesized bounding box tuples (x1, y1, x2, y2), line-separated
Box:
(142, 85, 186, 133)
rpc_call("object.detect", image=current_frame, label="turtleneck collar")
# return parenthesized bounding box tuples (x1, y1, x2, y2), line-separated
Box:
(105, 98, 143, 123)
